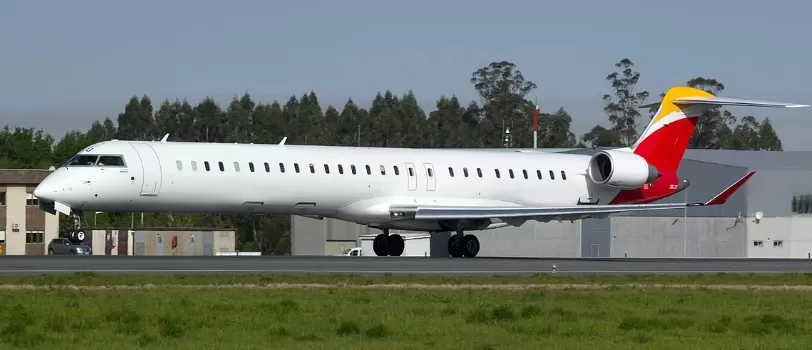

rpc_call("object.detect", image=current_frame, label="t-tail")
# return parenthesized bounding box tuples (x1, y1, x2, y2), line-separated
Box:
(627, 86, 808, 175)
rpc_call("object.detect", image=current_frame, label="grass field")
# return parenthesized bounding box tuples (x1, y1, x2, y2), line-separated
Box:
(2, 273, 812, 349)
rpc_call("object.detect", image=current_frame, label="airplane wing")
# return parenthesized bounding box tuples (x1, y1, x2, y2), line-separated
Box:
(391, 171, 754, 223)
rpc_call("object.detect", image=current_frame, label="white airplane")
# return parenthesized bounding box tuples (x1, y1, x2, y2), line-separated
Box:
(34, 86, 808, 258)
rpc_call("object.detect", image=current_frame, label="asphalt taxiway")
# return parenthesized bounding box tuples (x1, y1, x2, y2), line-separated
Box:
(0, 256, 811, 275)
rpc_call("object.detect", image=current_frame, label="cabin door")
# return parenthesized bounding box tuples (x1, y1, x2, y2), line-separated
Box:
(423, 163, 436, 191)
(405, 162, 417, 191)
(130, 142, 163, 196)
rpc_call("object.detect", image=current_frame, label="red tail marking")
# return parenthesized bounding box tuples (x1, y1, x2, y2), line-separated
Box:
(632, 116, 698, 176)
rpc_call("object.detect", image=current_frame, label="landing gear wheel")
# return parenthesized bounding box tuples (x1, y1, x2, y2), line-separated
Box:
(68, 230, 85, 243)
(447, 235, 463, 258)
(69, 210, 86, 244)
(386, 234, 405, 256)
(461, 235, 480, 258)
(373, 234, 388, 256)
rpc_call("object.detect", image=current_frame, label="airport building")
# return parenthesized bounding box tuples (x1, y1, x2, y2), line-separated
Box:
(290, 148, 812, 259)
(0, 169, 60, 255)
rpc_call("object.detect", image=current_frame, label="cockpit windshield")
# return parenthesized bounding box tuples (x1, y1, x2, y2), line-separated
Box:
(62, 154, 127, 168)
(97, 155, 126, 166)
(66, 155, 99, 167)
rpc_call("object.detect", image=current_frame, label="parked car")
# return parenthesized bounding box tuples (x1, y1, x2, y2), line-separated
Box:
(48, 238, 92, 255)
(336, 247, 362, 256)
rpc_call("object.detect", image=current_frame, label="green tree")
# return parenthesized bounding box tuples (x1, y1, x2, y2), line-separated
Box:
(582, 58, 648, 148)
(470, 61, 538, 147)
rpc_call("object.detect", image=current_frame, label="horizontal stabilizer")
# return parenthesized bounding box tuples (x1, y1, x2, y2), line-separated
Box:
(672, 96, 808, 108)
(391, 171, 755, 222)
(640, 97, 808, 109)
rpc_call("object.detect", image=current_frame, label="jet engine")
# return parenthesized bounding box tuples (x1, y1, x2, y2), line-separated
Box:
(587, 150, 661, 189)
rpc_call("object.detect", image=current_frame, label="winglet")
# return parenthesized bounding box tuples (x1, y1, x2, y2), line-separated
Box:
(699, 171, 755, 206)
(160, 134, 169, 143)
(279, 137, 287, 145)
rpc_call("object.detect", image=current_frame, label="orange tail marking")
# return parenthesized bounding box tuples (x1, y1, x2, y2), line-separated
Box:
(631, 87, 714, 175)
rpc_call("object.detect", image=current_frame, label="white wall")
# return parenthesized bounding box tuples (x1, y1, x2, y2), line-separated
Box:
(611, 217, 746, 258)
(747, 216, 812, 258)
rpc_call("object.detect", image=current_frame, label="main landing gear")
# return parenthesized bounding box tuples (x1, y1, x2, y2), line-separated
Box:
(69, 210, 86, 244)
(372, 229, 405, 256)
(447, 230, 479, 258)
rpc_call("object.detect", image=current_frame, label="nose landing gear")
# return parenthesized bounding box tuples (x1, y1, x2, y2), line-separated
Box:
(69, 210, 86, 243)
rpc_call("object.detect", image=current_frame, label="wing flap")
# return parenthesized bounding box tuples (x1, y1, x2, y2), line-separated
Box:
(394, 171, 755, 221)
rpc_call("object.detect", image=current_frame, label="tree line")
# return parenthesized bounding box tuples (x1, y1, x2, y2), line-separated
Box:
(0, 58, 783, 254)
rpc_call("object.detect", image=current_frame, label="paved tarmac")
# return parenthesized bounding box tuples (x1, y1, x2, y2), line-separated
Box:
(0, 255, 811, 275)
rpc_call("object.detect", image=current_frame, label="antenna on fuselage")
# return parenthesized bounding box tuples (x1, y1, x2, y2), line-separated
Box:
(160, 134, 169, 143)
(279, 137, 287, 145)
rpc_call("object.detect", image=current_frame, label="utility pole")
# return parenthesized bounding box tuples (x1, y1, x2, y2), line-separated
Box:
(357, 125, 360, 146)
(533, 98, 539, 148)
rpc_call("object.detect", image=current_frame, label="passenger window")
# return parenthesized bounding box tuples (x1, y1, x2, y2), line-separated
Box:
(561, 171, 567, 180)
(477, 168, 482, 178)
(495, 169, 501, 178)
(309, 164, 315, 173)
(218, 162, 224, 171)
(536, 170, 542, 179)
(427, 168, 433, 177)
(549, 170, 555, 180)
(380, 165, 385, 175)
(408, 167, 414, 176)
(97, 155, 125, 166)
(279, 163, 285, 173)
(394, 166, 399, 175)
(463, 167, 468, 177)
(509, 169, 514, 179)
(522, 170, 528, 179)
(176, 160, 182, 171)
(448, 167, 454, 177)
(191, 161, 198, 171)
(338, 164, 344, 174)
(233, 162, 240, 172)
(249, 162, 255, 172)
(67, 155, 99, 166)
(324, 164, 330, 174)
(351, 165, 357, 174)
(365, 165, 371, 175)
(294, 163, 300, 173)
(204, 161, 211, 171)
(264, 162, 270, 172)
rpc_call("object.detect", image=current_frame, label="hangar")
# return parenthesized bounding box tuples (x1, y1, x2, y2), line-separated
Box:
(290, 148, 812, 258)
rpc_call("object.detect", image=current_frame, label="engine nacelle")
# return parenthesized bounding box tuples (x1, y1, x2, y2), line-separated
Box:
(588, 150, 661, 189)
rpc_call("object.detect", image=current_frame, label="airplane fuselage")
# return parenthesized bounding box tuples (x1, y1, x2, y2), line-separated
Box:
(36, 140, 638, 231)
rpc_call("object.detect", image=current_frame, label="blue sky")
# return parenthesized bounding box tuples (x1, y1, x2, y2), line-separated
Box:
(2, 0, 810, 149)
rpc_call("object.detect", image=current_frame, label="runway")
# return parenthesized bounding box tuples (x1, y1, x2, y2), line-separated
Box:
(0, 256, 811, 275)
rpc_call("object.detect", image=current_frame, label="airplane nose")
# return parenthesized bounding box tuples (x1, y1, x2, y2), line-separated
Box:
(33, 179, 57, 202)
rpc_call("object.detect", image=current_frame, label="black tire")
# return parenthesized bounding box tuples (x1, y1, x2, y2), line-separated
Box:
(386, 234, 405, 256)
(447, 236, 463, 258)
(462, 235, 480, 258)
(372, 234, 387, 256)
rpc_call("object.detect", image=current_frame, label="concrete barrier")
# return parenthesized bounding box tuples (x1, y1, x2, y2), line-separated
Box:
(215, 251, 261, 256)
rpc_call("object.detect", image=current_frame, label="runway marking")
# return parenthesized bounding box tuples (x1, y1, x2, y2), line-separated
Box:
(1, 283, 811, 291)
(0, 269, 802, 274)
